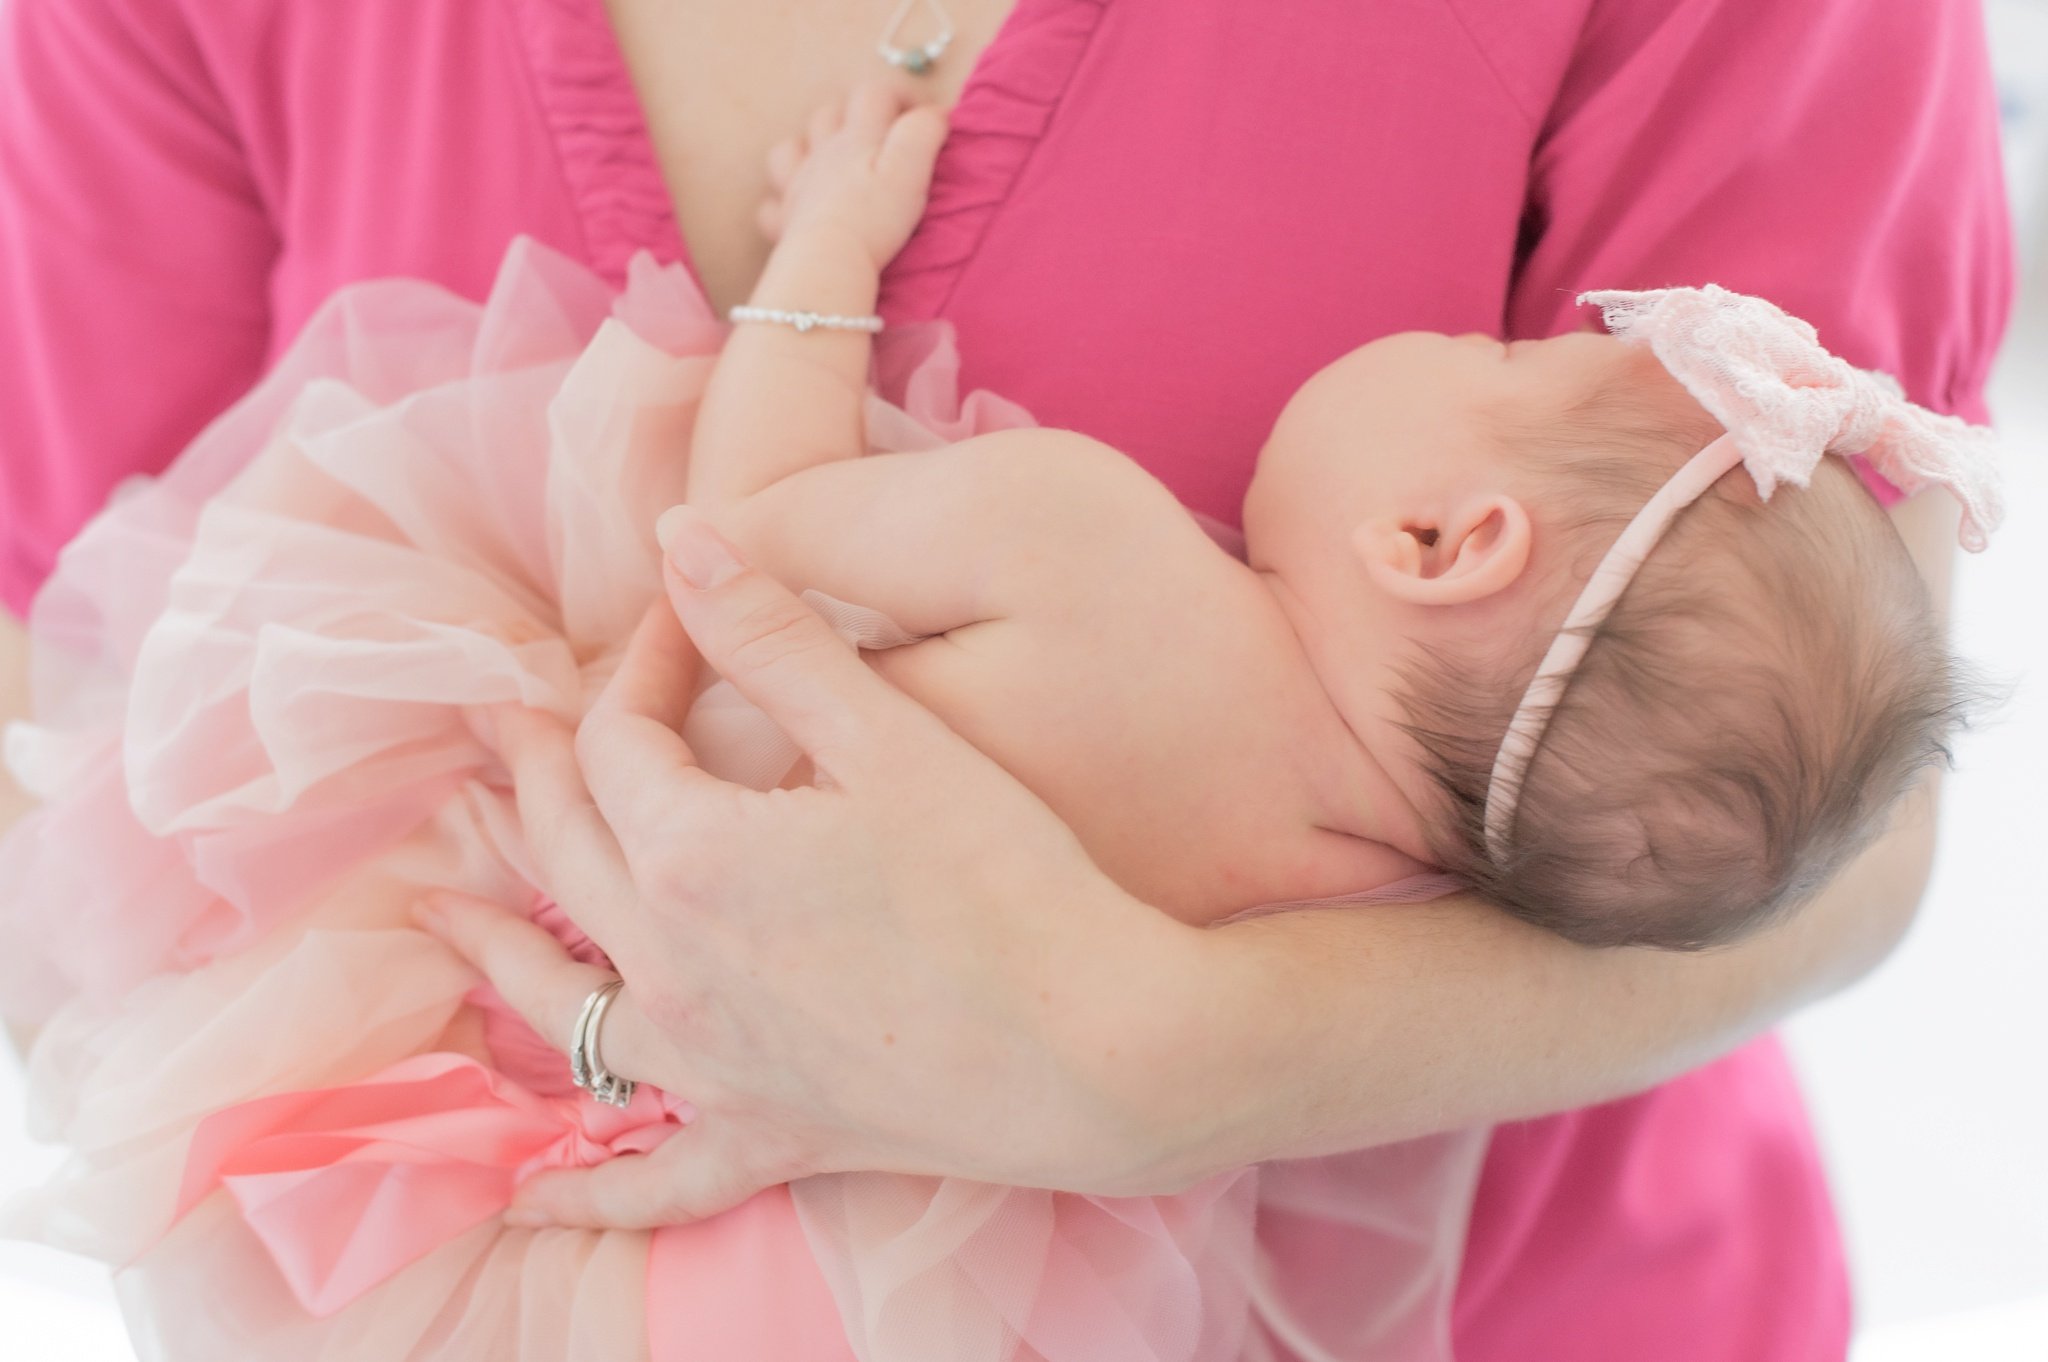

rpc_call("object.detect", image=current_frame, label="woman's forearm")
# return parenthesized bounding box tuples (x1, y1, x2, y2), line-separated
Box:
(1111, 772, 1937, 1183)
(430, 481, 1963, 1215)
(1114, 492, 1962, 1185)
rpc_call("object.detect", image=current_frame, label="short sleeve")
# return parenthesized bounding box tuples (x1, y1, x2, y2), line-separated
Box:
(0, 0, 276, 616)
(1504, 0, 2013, 453)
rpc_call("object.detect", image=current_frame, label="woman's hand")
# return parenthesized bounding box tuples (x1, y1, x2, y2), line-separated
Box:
(416, 508, 1210, 1227)
(415, 502, 1951, 1232)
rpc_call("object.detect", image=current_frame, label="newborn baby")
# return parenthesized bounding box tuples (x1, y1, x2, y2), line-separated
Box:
(695, 86, 2000, 951)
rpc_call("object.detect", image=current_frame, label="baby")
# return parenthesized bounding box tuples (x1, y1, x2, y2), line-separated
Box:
(690, 84, 2000, 951)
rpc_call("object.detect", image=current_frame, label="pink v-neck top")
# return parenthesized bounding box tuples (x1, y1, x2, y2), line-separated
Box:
(0, 0, 2013, 1355)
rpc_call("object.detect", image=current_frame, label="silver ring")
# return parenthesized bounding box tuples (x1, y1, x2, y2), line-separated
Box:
(568, 978, 636, 1108)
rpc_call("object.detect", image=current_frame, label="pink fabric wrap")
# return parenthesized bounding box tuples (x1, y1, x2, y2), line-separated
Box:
(0, 0, 2015, 1357)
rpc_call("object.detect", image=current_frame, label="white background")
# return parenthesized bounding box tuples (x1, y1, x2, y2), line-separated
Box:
(5, 1, 2048, 1357)
(1782, 2, 2048, 1351)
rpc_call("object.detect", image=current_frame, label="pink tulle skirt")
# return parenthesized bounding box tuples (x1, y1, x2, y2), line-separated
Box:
(0, 238, 1484, 1360)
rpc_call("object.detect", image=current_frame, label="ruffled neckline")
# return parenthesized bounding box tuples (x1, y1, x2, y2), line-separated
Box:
(504, 0, 690, 290)
(506, 0, 1109, 320)
(882, 0, 1110, 321)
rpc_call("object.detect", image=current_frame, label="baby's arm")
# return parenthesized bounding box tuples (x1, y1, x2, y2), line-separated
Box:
(686, 86, 949, 510)
(707, 429, 1179, 640)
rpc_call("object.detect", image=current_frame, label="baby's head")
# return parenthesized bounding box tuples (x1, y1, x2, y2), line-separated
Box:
(1244, 320, 1983, 950)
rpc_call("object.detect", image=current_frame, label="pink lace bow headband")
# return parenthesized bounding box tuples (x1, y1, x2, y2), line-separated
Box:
(1481, 284, 2005, 863)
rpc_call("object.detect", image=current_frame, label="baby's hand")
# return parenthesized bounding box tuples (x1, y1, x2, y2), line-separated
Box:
(759, 83, 950, 270)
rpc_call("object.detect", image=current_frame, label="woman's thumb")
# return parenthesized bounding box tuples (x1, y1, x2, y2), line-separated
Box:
(655, 506, 891, 767)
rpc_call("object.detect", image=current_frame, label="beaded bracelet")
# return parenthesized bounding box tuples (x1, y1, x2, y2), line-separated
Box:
(727, 305, 884, 334)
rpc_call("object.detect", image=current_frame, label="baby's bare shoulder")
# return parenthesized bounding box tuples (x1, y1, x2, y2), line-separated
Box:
(947, 429, 1217, 559)
(924, 432, 1255, 655)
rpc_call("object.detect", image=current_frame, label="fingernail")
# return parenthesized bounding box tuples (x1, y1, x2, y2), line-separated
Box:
(657, 506, 743, 590)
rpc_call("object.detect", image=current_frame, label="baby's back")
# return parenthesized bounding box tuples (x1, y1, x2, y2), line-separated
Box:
(838, 433, 1424, 923)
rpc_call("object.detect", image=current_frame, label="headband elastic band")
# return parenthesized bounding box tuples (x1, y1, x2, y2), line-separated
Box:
(1480, 433, 1743, 861)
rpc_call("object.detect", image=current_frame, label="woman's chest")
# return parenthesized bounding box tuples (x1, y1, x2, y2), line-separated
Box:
(596, 0, 1017, 312)
(248, 0, 1557, 524)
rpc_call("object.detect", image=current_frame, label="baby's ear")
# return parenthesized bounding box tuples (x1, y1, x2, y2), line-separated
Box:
(1351, 493, 1532, 606)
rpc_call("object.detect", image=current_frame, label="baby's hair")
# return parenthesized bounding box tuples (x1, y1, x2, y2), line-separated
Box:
(1397, 372, 1981, 951)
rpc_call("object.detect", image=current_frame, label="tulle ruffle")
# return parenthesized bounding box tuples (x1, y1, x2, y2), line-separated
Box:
(1, 236, 1482, 1360)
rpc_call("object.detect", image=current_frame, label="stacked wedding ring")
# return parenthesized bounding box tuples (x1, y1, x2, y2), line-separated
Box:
(569, 978, 637, 1108)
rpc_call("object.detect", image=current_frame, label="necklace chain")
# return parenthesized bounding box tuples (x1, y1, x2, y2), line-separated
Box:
(877, 0, 954, 76)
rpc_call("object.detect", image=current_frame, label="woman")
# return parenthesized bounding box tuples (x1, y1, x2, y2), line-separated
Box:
(0, 0, 2011, 1355)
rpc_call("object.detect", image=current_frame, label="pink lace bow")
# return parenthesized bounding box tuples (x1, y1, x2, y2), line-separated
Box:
(1579, 284, 2004, 550)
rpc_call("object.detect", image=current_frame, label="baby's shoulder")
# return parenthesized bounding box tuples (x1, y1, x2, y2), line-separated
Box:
(934, 431, 1257, 643)
(948, 427, 1141, 486)
(947, 428, 1221, 560)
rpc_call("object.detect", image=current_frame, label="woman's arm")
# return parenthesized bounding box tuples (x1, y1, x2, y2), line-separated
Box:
(2, 620, 34, 1057)
(3, 0, 274, 1046)
(414, 492, 1957, 1220)
(1151, 489, 1962, 1166)
(0, 0, 278, 618)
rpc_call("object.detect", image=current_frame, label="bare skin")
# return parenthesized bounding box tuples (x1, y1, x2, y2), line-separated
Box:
(0, 616, 31, 1055)
(599, 0, 1016, 311)
(665, 85, 1433, 919)
(672, 90, 1874, 932)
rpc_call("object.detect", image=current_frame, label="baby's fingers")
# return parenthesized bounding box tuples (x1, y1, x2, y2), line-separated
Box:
(766, 135, 803, 191)
(845, 80, 908, 141)
(877, 105, 950, 190)
(807, 100, 845, 148)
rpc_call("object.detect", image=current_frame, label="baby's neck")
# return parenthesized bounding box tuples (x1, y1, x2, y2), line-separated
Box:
(1250, 570, 1439, 866)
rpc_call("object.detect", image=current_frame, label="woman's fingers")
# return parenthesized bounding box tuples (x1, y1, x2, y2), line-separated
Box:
(507, 1128, 786, 1230)
(578, 603, 736, 865)
(413, 891, 664, 1086)
(494, 703, 643, 957)
(765, 135, 802, 190)
(656, 507, 925, 782)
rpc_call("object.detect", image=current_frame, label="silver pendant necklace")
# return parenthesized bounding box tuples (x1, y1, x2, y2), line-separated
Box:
(877, 0, 954, 76)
